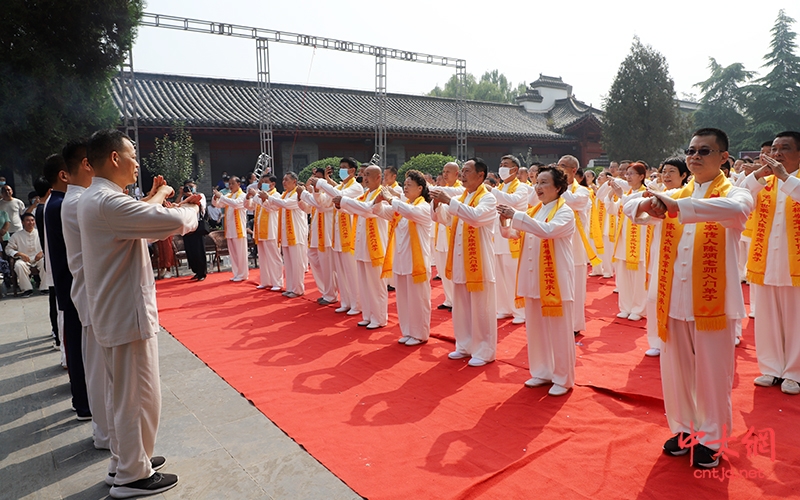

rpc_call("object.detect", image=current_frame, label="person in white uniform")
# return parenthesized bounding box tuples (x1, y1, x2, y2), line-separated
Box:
(632, 128, 752, 469)
(594, 169, 616, 278)
(80, 129, 202, 497)
(498, 166, 576, 396)
(5, 213, 45, 293)
(298, 168, 337, 305)
(744, 131, 800, 395)
(373, 169, 433, 344)
(314, 158, 364, 315)
(244, 174, 283, 291)
(431, 158, 498, 367)
(212, 176, 249, 281)
(489, 155, 528, 324)
(432, 162, 464, 312)
(267, 172, 308, 298)
(335, 165, 389, 328)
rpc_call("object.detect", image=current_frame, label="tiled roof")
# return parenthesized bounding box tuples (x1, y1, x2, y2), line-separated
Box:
(111, 73, 581, 141)
(549, 97, 604, 131)
(529, 74, 572, 91)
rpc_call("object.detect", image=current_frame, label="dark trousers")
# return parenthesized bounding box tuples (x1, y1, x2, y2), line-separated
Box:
(63, 302, 90, 416)
(183, 230, 207, 278)
(49, 286, 59, 344)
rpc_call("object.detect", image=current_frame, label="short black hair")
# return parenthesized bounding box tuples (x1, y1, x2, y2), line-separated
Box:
(469, 157, 488, 182)
(340, 157, 358, 170)
(184, 179, 195, 186)
(660, 157, 690, 185)
(693, 127, 729, 152)
(537, 165, 569, 195)
(775, 131, 800, 150)
(268, 175, 278, 184)
(87, 129, 131, 169)
(21, 212, 35, 221)
(33, 176, 51, 198)
(385, 165, 398, 175)
(404, 169, 431, 203)
(62, 139, 88, 176)
(313, 167, 326, 175)
(42, 154, 67, 186)
(761, 140, 774, 149)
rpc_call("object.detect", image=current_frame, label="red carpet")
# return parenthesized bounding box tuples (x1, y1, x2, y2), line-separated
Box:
(156, 269, 800, 499)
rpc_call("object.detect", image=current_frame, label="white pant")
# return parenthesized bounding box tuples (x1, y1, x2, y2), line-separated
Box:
(615, 261, 647, 316)
(573, 264, 587, 331)
(753, 284, 800, 382)
(525, 299, 575, 387)
(282, 244, 307, 295)
(600, 233, 615, 277)
(645, 297, 660, 349)
(228, 237, 249, 280)
(13, 258, 45, 291)
(738, 237, 750, 282)
(496, 253, 524, 320)
(357, 260, 388, 326)
(660, 318, 736, 450)
(452, 281, 498, 362)
(333, 251, 359, 311)
(308, 247, 337, 302)
(103, 336, 160, 484)
(395, 273, 431, 341)
(256, 240, 282, 288)
(83, 324, 112, 451)
(434, 249, 454, 307)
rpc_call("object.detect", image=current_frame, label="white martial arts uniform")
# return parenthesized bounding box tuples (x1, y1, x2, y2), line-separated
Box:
(78, 177, 198, 484)
(374, 196, 433, 340)
(432, 182, 465, 308)
(595, 182, 616, 278)
(744, 171, 800, 383)
(629, 176, 752, 450)
(212, 189, 249, 281)
(562, 181, 592, 332)
(435, 187, 498, 363)
(504, 199, 576, 387)
(269, 188, 309, 296)
(300, 188, 337, 302)
(5, 226, 45, 291)
(340, 187, 389, 327)
(492, 179, 528, 322)
(608, 187, 648, 317)
(62, 184, 113, 455)
(244, 189, 283, 289)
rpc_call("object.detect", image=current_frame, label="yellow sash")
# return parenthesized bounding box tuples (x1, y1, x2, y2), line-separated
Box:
(445, 184, 488, 292)
(381, 197, 428, 283)
(277, 188, 297, 246)
(499, 178, 523, 258)
(747, 170, 800, 286)
(333, 178, 356, 254)
(353, 188, 385, 267)
(223, 189, 244, 239)
(590, 190, 605, 254)
(434, 180, 460, 246)
(657, 173, 732, 341)
(613, 185, 646, 270)
(514, 198, 565, 316)
(253, 188, 276, 243)
(608, 194, 618, 243)
(571, 180, 601, 266)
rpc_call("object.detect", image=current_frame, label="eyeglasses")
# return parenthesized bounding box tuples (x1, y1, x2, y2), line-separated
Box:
(684, 148, 722, 157)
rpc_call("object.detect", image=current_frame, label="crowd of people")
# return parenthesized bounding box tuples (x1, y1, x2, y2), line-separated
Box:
(9, 126, 800, 497)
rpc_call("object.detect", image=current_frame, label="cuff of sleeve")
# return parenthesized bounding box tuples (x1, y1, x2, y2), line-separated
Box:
(779, 174, 800, 197)
(510, 210, 526, 231)
(676, 197, 696, 224)
(448, 197, 461, 209)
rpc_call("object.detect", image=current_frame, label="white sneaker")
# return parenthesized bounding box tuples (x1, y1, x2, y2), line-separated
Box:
(346, 309, 362, 316)
(404, 338, 426, 346)
(467, 357, 490, 367)
(628, 314, 642, 321)
(162, 272, 172, 279)
(548, 384, 570, 396)
(256, 285, 268, 289)
(366, 323, 384, 329)
(398, 336, 411, 344)
(781, 379, 800, 395)
(270, 286, 282, 292)
(448, 351, 469, 360)
(735, 336, 741, 347)
(512, 317, 526, 325)
(645, 348, 660, 357)
(754, 375, 780, 387)
(616, 311, 630, 319)
(496, 313, 511, 320)
(524, 377, 550, 388)
(357, 320, 370, 327)
(334, 306, 349, 313)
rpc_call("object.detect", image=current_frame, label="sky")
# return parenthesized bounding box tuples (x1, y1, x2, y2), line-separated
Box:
(133, 1, 800, 109)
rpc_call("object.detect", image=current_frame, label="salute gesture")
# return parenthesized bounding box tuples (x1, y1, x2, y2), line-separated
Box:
(756, 153, 790, 181)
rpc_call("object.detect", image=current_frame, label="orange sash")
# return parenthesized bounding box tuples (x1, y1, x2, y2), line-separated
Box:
(223, 189, 244, 239)
(445, 184, 488, 292)
(253, 188, 276, 243)
(571, 181, 601, 266)
(353, 188, 385, 267)
(499, 178, 522, 258)
(381, 197, 428, 283)
(613, 185, 646, 270)
(277, 188, 297, 246)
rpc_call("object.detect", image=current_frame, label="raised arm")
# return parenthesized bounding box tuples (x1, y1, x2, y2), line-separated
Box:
(448, 192, 497, 227)
(511, 205, 575, 240)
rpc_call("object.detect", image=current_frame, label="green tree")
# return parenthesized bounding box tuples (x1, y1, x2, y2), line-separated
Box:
(745, 9, 800, 147)
(298, 157, 343, 183)
(693, 58, 754, 153)
(602, 37, 683, 167)
(143, 122, 195, 192)
(0, 0, 143, 180)
(428, 70, 525, 104)
(397, 153, 456, 182)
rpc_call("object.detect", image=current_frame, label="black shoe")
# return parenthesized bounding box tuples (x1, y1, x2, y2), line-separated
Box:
(76, 412, 92, 421)
(436, 304, 452, 311)
(21, 290, 34, 298)
(432, 276, 442, 281)
(387, 285, 395, 292)
(196, 275, 206, 281)
(109, 472, 178, 498)
(150, 456, 166, 471)
(190, 274, 199, 280)
(692, 444, 720, 469)
(663, 432, 691, 456)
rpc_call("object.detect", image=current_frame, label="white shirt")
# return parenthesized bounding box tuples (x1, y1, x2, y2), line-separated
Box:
(433, 183, 465, 253)
(491, 180, 529, 255)
(78, 177, 198, 347)
(433, 189, 497, 284)
(299, 189, 334, 249)
(212, 189, 247, 239)
(244, 191, 279, 241)
(373, 197, 433, 275)
(0, 197, 26, 234)
(317, 178, 365, 252)
(340, 188, 388, 263)
(506, 199, 575, 301)
(562, 182, 591, 265)
(6, 227, 41, 259)
(744, 172, 800, 287)
(62, 185, 90, 325)
(268, 189, 309, 247)
(611, 189, 647, 263)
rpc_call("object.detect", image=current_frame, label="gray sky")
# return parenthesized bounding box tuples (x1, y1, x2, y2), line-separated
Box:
(133, 0, 800, 109)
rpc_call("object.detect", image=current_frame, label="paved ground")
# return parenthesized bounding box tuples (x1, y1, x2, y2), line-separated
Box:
(0, 291, 362, 500)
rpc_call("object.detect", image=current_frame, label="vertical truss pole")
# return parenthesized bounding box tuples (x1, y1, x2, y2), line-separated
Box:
(374, 48, 387, 166)
(256, 38, 274, 174)
(119, 48, 142, 192)
(455, 59, 468, 162)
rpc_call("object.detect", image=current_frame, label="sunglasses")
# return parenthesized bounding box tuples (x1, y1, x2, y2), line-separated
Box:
(684, 148, 722, 157)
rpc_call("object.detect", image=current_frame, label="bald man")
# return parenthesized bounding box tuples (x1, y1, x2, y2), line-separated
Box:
(432, 162, 465, 311)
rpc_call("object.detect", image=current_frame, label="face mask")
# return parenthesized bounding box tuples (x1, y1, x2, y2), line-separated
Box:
(261, 183, 271, 191)
(339, 168, 350, 180)
(191, 187, 196, 193)
(0, 181, 5, 186)
(224, 182, 229, 189)
(498, 167, 511, 180)
(356, 176, 363, 184)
